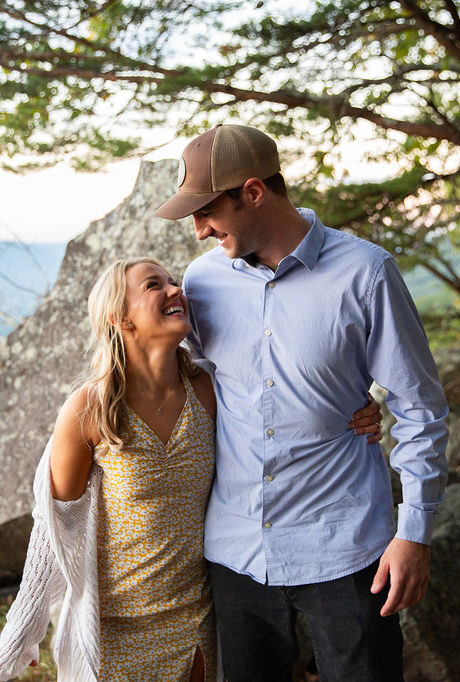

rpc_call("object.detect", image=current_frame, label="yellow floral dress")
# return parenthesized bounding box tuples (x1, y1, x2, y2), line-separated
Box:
(94, 372, 217, 681)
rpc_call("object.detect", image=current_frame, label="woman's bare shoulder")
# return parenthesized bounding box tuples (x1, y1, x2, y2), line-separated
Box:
(51, 385, 99, 500)
(55, 385, 99, 445)
(190, 368, 216, 421)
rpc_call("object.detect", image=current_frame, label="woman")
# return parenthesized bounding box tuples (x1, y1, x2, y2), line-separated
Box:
(0, 257, 381, 681)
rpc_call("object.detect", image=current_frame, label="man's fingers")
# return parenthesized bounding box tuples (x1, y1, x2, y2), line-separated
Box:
(370, 560, 388, 595)
(378, 570, 430, 617)
(380, 584, 401, 617)
(374, 538, 431, 616)
(380, 579, 424, 616)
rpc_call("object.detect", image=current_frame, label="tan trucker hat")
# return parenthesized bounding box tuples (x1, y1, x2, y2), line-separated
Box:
(154, 124, 281, 220)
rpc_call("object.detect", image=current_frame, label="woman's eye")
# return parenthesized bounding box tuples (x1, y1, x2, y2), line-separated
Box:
(146, 280, 160, 289)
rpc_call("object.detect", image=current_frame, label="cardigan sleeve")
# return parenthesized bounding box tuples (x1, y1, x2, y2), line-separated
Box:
(0, 509, 66, 680)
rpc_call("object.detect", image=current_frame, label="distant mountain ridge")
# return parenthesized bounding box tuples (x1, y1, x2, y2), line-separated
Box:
(0, 240, 457, 337)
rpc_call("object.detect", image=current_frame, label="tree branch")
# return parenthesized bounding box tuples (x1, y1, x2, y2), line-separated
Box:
(426, 96, 460, 138)
(0, 61, 161, 84)
(1, 4, 185, 77)
(434, 253, 460, 284)
(0, 270, 42, 297)
(420, 260, 460, 294)
(442, 0, 460, 38)
(197, 81, 460, 144)
(399, 0, 460, 59)
(66, 0, 121, 29)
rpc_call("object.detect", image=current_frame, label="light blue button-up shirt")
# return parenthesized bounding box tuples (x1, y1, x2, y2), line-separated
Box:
(183, 209, 448, 586)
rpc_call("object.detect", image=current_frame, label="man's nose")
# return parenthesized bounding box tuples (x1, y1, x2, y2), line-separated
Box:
(193, 216, 212, 241)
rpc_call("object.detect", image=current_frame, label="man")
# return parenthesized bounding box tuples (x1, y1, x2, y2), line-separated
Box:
(154, 124, 448, 682)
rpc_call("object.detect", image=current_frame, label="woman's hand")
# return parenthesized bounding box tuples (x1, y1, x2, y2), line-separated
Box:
(348, 393, 383, 444)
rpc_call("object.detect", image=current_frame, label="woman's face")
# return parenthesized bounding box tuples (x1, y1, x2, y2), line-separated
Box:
(123, 262, 192, 342)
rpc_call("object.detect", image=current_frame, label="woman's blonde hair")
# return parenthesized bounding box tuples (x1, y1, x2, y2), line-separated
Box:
(83, 257, 197, 452)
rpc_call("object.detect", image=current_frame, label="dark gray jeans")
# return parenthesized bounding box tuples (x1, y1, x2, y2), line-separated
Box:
(209, 559, 404, 682)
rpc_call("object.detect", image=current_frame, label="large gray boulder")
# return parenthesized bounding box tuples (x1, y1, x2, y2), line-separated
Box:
(0, 159, 205, 581)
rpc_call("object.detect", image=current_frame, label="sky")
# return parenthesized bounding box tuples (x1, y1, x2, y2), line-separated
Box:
(0, 136, 187, 244)
(0, 121, 405, 244)
(0, 0, 312, 245)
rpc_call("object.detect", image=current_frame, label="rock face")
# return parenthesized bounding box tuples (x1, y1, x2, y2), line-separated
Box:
(0, 159, 206, 581)
(435, 348, 460, 471)
(0, 160, 458, 680)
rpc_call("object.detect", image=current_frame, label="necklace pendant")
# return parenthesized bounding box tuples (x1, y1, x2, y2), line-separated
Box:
(156, 408, 163, 416)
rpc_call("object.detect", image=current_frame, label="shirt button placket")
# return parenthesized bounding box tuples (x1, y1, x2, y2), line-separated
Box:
(262, 279, 276, 564)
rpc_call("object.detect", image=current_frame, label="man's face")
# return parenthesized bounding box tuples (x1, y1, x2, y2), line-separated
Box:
(192, 192, 263, 260)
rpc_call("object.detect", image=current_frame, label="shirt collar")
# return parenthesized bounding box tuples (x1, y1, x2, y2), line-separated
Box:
(231, 207, 326, 272)
(289, 208, 325, 271)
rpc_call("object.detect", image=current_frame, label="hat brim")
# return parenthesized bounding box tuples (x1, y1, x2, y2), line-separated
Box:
(154, 190, 225, 220)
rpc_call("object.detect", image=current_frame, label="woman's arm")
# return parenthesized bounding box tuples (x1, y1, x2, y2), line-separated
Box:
(50, 387, 98, 501)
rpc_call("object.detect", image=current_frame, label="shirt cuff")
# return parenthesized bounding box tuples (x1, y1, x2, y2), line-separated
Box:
(395, 503, 436, 545)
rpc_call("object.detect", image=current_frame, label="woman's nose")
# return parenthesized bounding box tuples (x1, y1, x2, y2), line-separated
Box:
(166, 282, 182, 296)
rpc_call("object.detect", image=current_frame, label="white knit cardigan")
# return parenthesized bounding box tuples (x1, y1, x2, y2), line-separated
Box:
(0, 438, 101, 681)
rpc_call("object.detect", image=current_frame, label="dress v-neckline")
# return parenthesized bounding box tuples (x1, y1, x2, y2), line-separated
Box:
(125, 388, 190, 449)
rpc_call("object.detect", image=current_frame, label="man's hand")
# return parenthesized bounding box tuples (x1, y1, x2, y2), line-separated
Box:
(348, 393, 383, 443)
(371, 538, 430, 616)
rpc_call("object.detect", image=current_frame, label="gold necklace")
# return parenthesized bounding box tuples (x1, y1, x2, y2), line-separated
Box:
(154, 375, 181, 416)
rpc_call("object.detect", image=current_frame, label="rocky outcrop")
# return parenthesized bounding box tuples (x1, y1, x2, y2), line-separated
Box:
(0, 159, 206, 580)
(1, 159, 458, 680)
(435, 347, 460, 471)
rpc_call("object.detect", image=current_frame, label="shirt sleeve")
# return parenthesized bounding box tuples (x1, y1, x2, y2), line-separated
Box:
(366, 256, 448, 545)
(182, 269, 216, 377)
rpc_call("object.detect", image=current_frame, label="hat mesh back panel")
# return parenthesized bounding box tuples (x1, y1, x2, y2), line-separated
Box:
(211, 126, 279, 191)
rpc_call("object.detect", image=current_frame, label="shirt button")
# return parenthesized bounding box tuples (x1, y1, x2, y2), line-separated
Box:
(266, 379, 274, 387)
(268, 281, 276, 288)
(264, 522, 272, 529)
(264, 329, 272, 336)
(265, 474, 274, 482)
(267, 428, 275, 437)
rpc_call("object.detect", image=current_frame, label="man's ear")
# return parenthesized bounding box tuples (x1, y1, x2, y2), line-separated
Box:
(243, 177, 266, 207)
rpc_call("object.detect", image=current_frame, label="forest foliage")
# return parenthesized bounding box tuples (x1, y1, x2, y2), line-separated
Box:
(0, 0, 459, 291)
